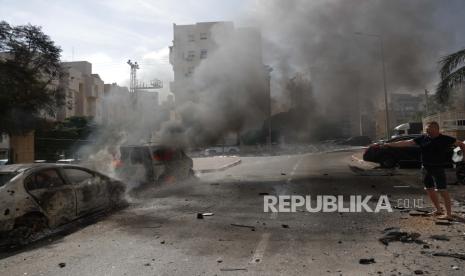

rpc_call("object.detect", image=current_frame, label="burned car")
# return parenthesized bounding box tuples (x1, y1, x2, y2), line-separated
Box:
(114, 145, 194, 185)
(0, 163, 125, 244)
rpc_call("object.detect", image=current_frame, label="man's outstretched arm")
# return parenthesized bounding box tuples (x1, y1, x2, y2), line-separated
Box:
(384, 139, 416, 148)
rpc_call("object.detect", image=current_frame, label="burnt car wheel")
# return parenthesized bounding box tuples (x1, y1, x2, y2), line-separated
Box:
(9, 214, 48, 245)
(109, 182, 126, 206)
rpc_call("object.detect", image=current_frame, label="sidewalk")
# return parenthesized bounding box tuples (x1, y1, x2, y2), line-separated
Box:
(193, 156, 241, 173)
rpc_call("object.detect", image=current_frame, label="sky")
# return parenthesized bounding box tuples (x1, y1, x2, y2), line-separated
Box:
(0, 0, 249, 101)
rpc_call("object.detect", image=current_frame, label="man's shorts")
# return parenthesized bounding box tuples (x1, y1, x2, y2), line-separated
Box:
(422, 166, 447, 191)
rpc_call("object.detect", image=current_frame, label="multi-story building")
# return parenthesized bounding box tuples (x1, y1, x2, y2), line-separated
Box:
(169, 21, 234, 106)
(58, 61, 104, 123)
(390, 93, 425, 125)
(169, 21, 270, 132)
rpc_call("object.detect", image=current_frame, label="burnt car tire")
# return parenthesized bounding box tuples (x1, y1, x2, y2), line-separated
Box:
(9, 214, 48, 245)
(109, 182, 126, 206)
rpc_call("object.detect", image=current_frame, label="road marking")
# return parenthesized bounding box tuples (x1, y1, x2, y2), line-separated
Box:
(249, 232, 271, 264)
(286, 156, 304, 184)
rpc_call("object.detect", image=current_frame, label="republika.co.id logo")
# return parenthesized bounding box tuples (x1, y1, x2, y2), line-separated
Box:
(264, 195, 393, 213)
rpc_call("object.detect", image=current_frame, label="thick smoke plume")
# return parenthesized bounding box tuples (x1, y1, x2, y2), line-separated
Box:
(244, 0, 465, 136)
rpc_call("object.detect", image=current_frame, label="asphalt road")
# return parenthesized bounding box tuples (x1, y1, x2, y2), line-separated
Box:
(1, 150, 465, 276)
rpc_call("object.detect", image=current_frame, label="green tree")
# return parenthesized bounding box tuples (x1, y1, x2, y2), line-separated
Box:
(0, 21, 64, 134)
(436, 48, 465, 103)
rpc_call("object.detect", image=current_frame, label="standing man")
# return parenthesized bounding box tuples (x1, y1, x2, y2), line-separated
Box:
(384, 121, 465, 219)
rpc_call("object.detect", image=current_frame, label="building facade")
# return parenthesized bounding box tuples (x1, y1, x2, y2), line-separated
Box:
(58, 61, 105, 123)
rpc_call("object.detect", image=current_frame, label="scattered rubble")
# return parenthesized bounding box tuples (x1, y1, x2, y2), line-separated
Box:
(379, 227, 423, 245)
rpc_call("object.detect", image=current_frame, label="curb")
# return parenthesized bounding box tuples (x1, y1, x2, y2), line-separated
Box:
(195, 159, 242, 173)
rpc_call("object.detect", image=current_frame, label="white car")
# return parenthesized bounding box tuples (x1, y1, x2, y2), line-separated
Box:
(204, 146, 240, 156)
(0, 163, 125, 245)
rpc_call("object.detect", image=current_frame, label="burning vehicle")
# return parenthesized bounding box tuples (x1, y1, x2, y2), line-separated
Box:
(114, 144, 194, 185)
(0, 163, 125, 245)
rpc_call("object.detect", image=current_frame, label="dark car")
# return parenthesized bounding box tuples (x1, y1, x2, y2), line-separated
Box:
(363, 134, 423, 168)
(115, 144, 194, 185)
(363, 134, 457, 168)
(0, 163, 125, 244)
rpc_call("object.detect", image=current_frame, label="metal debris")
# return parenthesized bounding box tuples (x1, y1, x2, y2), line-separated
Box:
(430, 235, 450, 241)
(220, 268, 248, 271)
(230, 224, 256, 230)
(432, 252, 465, 260)
(359, 258, 376, 264)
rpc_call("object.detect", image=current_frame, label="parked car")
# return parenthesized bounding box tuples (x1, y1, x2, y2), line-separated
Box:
(363, 134, 456, 168)
(204, 146, 240, 156)
(115, 144, 194, 184)
(0, 163, 125, 244)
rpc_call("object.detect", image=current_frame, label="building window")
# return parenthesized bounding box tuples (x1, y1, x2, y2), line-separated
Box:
(186, 50, 195, 61)
(200, 49, 207, 59)
(188, 34, 195, 42)
(200, 32, 208, 40)
(185, 67, 194, 77)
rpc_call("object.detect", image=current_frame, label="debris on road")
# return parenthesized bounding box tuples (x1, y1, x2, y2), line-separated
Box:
(281, 224, 289, 229)
(414, 270, 424, 275)
(220, 268, 248, 272)
(259, 192, 269, 196)
(58, 263, 66, 268)
(231, 224, 256, 231)
(379, 228, 422, 245)
(432, 252, 465, 260)
(197, 213, 204, 219)
(430, 235, 450, 241)
(359, 258, 376, 264)
(281, 173, 286, 175)
(203, 212, 214, 216)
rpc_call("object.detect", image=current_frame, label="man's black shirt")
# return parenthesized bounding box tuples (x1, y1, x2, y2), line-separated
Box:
(413, 134, 456, 167)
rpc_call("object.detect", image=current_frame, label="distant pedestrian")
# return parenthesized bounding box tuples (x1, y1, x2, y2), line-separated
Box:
(383, 121, 465, 220)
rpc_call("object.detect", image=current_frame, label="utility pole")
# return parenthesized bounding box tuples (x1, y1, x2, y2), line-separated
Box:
(354, 32, 390, 139)
(127, 60, 163, 107)
(127, 60, 139, 93)
(127, 60, 139, 107)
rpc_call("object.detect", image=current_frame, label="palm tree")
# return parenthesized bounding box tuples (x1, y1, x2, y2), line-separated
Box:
(436, 48, 465, 103)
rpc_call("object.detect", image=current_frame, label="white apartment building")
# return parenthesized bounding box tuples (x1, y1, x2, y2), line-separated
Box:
(58, 61, 104, 123)
(169, 21, 235, 105)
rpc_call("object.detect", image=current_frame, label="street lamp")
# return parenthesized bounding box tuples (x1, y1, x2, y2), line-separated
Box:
(354, 32, 390, 139)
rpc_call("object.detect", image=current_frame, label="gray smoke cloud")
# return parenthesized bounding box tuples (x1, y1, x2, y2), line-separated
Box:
(249, 0, 465, 107)
(176, 24, 269, 146)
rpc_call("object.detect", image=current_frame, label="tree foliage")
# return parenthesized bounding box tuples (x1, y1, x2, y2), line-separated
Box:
(436, 48, 465, 103)
(0, 21, 64, 134)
